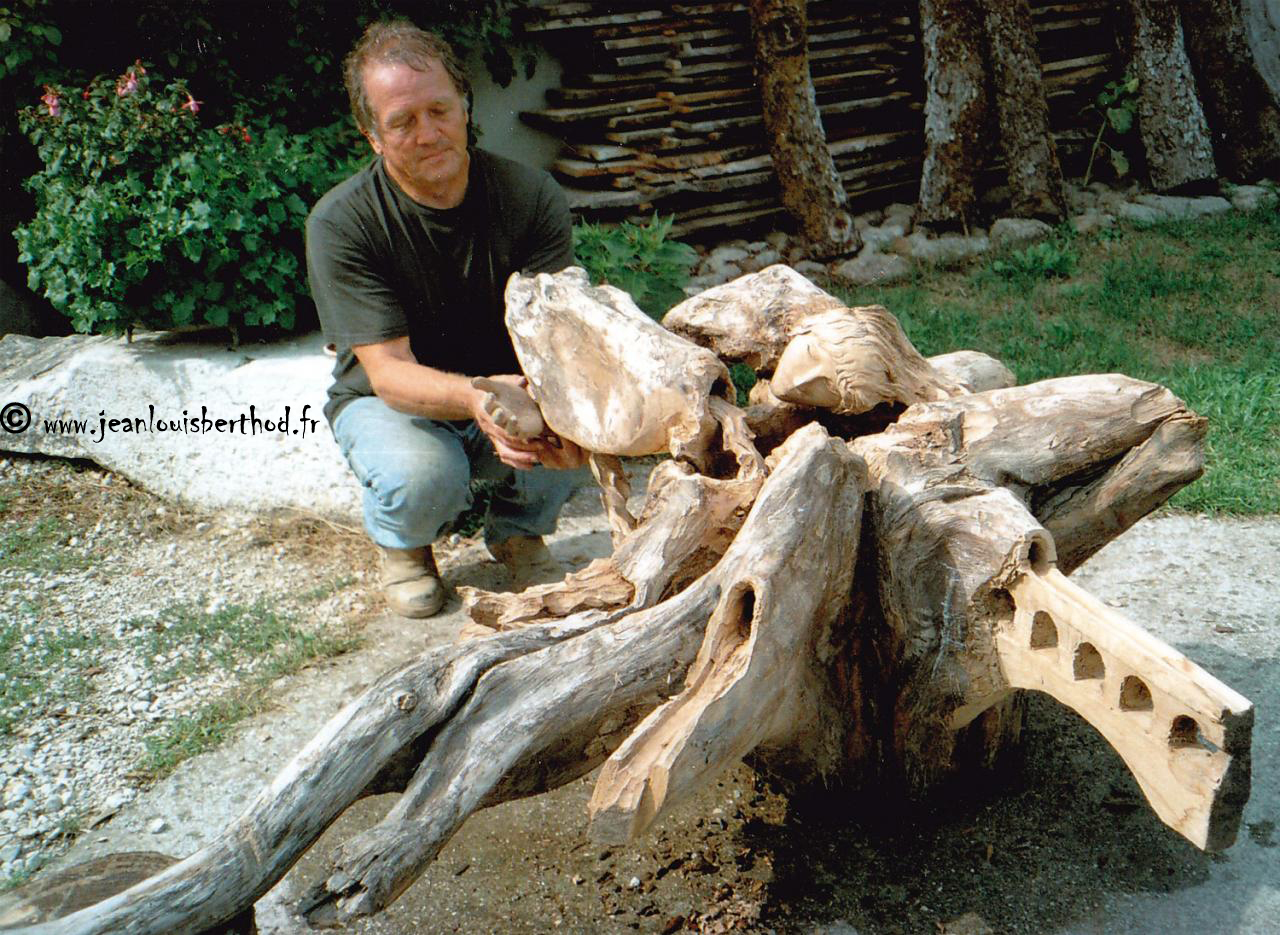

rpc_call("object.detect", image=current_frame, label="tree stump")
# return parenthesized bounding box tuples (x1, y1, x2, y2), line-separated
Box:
(20, 266, 1253, 935)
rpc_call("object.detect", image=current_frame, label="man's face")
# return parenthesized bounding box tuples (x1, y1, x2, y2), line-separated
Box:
(362, 59, 469, 203)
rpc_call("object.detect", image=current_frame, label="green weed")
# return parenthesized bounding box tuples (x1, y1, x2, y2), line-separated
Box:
(133, 618, 358, 781)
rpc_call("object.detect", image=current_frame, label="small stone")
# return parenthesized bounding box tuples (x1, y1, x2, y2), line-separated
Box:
(883, 201, 915, 223)
(860, 220, 909, 252)
(830, 250, 913, 286)
(704, 245, 750, 270)
(739, 249, 781, 273)
(1229, 184, 1278, 212)
(628, 876, 642, 889)
(0, 843, 20, 863)
(1134, 193, 1232, 220)
(1072, 211, 1115, 235)
(148, 817, 168, 834)
(1117, 202, 1163, 225)
(853, 210, 883, 232)
(905, 231, 991, 266)
(764, 230, 789, 251)
(793, 260, 828, 278)
(990, 217, 1053, 250)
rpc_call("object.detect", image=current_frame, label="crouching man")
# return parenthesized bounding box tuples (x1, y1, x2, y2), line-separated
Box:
(306, 20, 587, 618)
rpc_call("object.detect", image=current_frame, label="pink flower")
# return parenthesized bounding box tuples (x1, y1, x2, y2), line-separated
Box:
(116, 72, 138, 97)
(40, 86, 61, 117)
(181, 93, 202, 114)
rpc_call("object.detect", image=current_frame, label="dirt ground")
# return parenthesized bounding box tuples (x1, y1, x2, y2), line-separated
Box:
(18, 491, 1271, 935)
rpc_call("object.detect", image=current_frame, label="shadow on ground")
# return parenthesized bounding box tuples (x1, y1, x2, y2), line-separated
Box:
(265, 642, 1276, 935)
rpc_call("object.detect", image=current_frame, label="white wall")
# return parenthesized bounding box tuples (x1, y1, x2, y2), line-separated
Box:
(468, 46, 565, 171)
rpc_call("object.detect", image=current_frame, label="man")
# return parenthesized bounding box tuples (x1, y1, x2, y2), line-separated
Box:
(306, 20, 586, 619)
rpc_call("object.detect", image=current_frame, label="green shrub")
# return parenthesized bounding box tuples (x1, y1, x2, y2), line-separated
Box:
(15, 63, 364, 337)
(0, 1, 61, 83)
(573, 214, 698, 321)
(991, 238, 1078, 282)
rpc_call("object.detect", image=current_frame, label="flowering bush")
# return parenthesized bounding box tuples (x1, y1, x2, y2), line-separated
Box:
(15, 63, 364, 337)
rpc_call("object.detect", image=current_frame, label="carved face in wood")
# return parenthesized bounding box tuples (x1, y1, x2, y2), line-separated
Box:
(771, 306, 957, 415)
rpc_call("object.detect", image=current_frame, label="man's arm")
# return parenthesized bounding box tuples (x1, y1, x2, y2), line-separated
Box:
(355, 337, 585, 470)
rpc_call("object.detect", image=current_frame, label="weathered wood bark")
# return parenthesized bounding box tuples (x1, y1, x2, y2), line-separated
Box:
(748, 0, 859, 257)
(14, 617, 625, 935)
(665, 264, 843, 372)
(590, 425, 866, 842)
(1179, 0, 1280, 180)
(506, 267, 731, 466)
(461, 459, 763, 635)
(917, 0, 989, 227)
(983, 0, 1067, 221)
(1120, 0, 1219, 191)
(505, 267, 764, 482)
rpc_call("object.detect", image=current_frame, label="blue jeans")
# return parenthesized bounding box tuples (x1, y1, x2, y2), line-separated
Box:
(332, 396, 581, 550)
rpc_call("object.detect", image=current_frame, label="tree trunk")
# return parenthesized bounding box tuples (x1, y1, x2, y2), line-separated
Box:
(1120, 0, 1219, 191)
(1178, 0, 1280, 180)
(983, 0, 1067, 221)
(748, 0, 859, 257)
(917, 0, 990, 228)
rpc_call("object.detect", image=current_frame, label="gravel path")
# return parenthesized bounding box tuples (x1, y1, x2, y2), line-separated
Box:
(0, 455, 379, 884)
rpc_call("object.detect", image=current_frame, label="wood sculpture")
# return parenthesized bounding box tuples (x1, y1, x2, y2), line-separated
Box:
(15, 266, 1252, 935)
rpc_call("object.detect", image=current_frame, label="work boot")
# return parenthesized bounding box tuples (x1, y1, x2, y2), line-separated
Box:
(488, 535, 564, 589)
(380, 545, 446, 618)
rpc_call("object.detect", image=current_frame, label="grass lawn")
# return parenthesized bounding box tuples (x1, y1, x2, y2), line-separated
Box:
(827, 205, 1280, 514)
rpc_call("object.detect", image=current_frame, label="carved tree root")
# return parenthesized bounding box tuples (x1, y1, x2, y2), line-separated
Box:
(999, 566, 1252, 851)
(460, 459, 764, 637)
(847, 375, 1250, 848)
(298, 423, 835, 926)
(581, 374, 1251, 854)
(589, 425, 865, 842)
(25, 269, 1254, 934)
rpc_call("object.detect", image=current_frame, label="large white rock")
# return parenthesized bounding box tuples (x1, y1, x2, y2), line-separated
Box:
(0, 331, 361, 521)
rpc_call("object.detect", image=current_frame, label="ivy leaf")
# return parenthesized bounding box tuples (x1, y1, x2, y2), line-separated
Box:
(1107, 107, 1133, 134)
(1110, 149, 1131, 178)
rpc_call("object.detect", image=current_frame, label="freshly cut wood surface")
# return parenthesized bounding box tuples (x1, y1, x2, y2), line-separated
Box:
(1000, 567, 1252, 851)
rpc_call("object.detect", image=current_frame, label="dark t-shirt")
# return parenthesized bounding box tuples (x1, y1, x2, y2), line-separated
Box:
(305, 148, 574, 424)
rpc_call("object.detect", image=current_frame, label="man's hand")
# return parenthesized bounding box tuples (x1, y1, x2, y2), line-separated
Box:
(469, 375, 589, 471)
(529, 434, 589, 471)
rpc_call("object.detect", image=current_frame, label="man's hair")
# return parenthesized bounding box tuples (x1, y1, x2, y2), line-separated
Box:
(343, 20, 471, 137)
